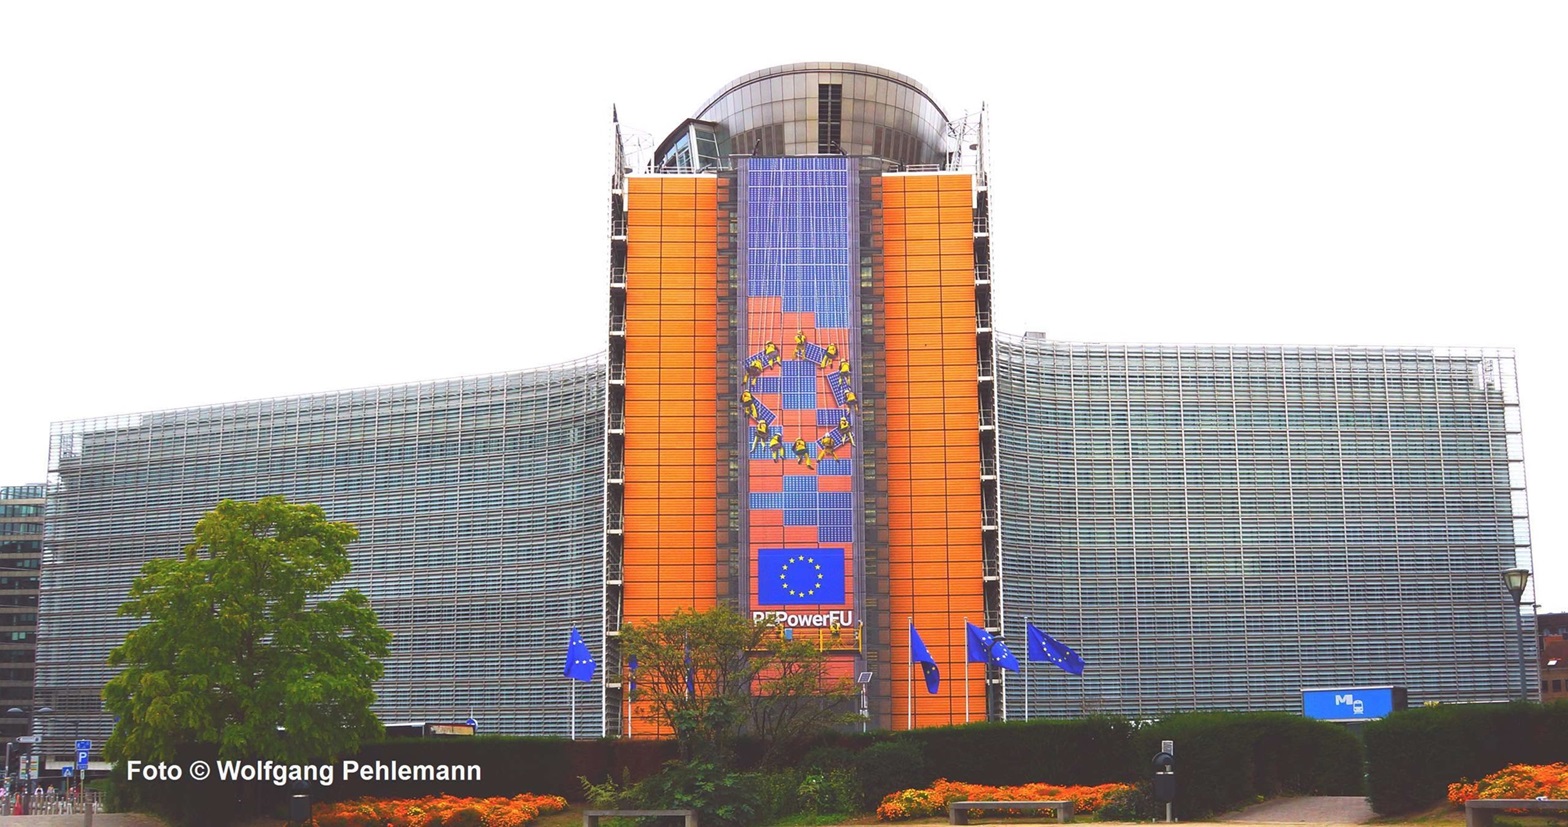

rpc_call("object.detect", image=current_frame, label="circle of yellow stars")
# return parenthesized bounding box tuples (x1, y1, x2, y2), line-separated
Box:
(779, 555, 825, 598)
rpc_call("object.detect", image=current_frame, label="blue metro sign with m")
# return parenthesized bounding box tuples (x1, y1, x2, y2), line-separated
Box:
(1301, 686, 1405, 721)
(757, 548, 846, 606)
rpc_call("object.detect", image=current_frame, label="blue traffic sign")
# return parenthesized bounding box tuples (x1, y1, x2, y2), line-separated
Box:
(61, 767, 73, 778)
(76, 751, 89, 768)
(75, 739, 91, 752)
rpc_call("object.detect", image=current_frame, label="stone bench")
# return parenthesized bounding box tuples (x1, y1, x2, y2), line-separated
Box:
(584, 809, 699, 827)
(949, 800, 1073, 825)
(1465, 799, 1568, 827)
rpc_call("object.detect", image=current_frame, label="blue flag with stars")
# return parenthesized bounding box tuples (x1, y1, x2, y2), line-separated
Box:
(1027, 622, 1086, 675)
(965, 621, 1020, 672)
(564, 627, 596, 682)
(757, 548, 846, 605)
(910, 621, 940, 694)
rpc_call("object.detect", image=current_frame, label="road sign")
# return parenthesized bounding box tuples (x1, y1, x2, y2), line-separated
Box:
(61, 767, 72, 778)
(75, 739, 91, 752)
(14, 736, 40, 744)
(76, 751, 88, 768)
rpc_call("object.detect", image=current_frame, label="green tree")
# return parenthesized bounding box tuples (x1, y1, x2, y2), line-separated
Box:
(619, 606, 857, 766)
(103, 496, 391, 765)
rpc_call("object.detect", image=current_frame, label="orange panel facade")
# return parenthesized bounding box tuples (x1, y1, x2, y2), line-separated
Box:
(622, 175, 722, 625)
(877, 172, 987, 727)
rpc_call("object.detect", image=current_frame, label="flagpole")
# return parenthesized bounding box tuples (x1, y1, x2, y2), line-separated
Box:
(571, 681, 577, 740)
(953, 618, 965, 721)
(907, 616, 914, 731)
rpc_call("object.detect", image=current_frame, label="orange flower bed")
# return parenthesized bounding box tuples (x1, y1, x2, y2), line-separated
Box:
(310, 792, 569, 827)
(1448, 763, 1568, 807)
(877, 779, 1135, 821)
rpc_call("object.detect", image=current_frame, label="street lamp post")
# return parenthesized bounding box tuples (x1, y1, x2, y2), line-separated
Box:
(1503, 568, 1532, 702)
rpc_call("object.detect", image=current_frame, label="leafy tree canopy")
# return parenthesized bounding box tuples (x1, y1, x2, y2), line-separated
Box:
(104, 496, 391, 765)
(620, 606, 858, 766)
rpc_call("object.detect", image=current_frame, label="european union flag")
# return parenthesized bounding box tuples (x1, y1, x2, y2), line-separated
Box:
(627, 654, 638, 695)
(563, 627, 596, 682)
(757, 548, 846, 605)
(910, 621, 940, 694)
(965, 621, 1020, 672)
(1027, 622, 1086, 675)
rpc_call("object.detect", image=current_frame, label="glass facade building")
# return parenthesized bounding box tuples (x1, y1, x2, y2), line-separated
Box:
(36, 359, 605, 760)
(29, 64, 1538, 745)
(995, 335, 1536, 717)
(0, 483, 43, 749)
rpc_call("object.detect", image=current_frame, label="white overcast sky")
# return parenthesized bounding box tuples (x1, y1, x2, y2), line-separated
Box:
(2, 2, 1562, 609)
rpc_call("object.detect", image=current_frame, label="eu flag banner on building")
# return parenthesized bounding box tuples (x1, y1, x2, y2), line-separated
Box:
(910, 621, 940, 694)
(965, 621, 1020, 671)
(1026, 622, 1086, 675)
(757, 548, 846, 605)
(563, 627, 596, 682)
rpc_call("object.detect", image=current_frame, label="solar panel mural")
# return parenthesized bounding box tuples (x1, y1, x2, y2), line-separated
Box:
(740, 157, 862, 661)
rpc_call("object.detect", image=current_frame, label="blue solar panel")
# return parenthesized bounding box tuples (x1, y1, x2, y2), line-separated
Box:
(819, 492, 852, 509)
(818, 526, 854, 543)
(817, 409, 844, 427)
(785, 508, 817, 526)
(749, 493, 784, 511)
(820, 509, 854, 527)
(755, 376, 780, 394)
(784, 475, 817, 493)
(817, 459, 853, 476)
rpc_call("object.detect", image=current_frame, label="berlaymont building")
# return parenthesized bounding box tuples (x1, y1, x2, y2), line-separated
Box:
(34, 63, 1536, 760)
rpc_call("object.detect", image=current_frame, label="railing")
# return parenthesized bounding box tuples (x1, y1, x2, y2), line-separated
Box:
(975, 309, 992, 330)
(610, 218, 627, 238)
(978, 405, 995, 428)
(6, 790, 106, 815)
(610, 267, 627, 287)
(973, 214, 989, 234)
(977, 350, 995, 377)
(607, 411, 625, 431)
(609, 314, 626, 335)
(980, 457, 998, 478)
(982, 505, 999, 527)
(974, 264, 990, 282)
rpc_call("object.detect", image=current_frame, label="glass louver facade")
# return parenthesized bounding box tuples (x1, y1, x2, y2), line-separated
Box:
(36, 358, 606, 760)
(994, 335, 1537, 718)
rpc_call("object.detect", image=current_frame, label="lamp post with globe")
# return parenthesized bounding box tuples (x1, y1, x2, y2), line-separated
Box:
(1503, 568, 1533, 701)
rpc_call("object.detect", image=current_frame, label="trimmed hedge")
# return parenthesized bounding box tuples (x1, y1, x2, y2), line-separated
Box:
(1132, 712, 1363, 818)
(1365, 701, 1568, 814)
(899, 717, 1138, 787)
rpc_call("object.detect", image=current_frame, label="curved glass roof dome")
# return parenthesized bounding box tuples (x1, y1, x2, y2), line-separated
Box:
(656, 62, 952, 169)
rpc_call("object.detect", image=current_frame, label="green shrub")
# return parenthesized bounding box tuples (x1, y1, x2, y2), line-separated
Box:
(801, 744, 856, 773)
(798, 769, 861, 814)
(624, 761, 761, 827)
(1365, 701, 1568, 815)
(1095, 782, 1155, 822)
(753, 769, 804, 822)
(855, 739, 928, 806)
